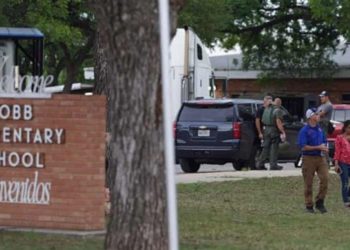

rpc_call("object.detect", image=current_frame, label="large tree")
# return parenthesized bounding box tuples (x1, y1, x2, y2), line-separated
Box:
(310, 0, 350, 41)
(179, 0, 350, 79)
(89, 0, 185, 249)
(0, 0, 95, 91)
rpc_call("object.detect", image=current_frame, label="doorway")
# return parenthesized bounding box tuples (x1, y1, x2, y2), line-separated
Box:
(280, 97, 304, 119)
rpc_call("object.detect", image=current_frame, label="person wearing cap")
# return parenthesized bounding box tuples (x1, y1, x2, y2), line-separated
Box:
(298, 108, 329, 213)
(317, 91, 333, 136)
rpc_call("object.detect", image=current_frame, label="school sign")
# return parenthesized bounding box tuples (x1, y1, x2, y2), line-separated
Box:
(0, 95, 106, 231)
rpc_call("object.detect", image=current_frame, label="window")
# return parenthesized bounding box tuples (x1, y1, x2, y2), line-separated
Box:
(179, 104, 233, 122)
(342, 94, 350, 103)
(333, 110, 346, 122)
(333, 109, 350, 122)
(237, 104, 254, 121)
(197, 44, 203, 60)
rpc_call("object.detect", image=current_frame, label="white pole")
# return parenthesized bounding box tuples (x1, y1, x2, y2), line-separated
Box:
(158, 0, 179, 250)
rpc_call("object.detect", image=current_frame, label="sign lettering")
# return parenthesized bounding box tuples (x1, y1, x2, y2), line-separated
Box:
(0, 56, 53, 98)
(0, 104, 64, 205)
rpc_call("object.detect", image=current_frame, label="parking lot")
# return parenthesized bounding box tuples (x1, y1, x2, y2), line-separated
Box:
(176, 163, 301, 183)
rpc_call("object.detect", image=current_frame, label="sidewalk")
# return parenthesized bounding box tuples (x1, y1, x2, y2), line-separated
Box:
(176, 169, 302, 184)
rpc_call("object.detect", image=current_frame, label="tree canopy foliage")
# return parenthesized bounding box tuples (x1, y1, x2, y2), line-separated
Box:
(179, 0, 350, 79)
(0, 0, 94, 91)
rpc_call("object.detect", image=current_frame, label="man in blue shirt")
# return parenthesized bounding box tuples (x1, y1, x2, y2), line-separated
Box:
(298, 108, 329, 213)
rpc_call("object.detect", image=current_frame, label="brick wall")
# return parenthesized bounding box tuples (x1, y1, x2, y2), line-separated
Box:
(215, 78, 350, 103)
(0, 94, 106, 231)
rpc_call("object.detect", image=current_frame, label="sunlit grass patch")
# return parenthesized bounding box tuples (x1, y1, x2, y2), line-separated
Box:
(178, 174, 350, 250)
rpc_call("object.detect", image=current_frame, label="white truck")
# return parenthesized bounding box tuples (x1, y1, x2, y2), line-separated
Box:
(170, 27, 213, 121)
(80, 27, 214, 120)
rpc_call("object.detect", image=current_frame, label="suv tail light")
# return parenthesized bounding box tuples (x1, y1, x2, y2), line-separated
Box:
(232, 122, 241, 139)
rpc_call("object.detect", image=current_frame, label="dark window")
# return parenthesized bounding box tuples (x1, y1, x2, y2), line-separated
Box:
(237, 104, 254, 121)
(342, 94, 350, 102)
(179, 105, 233, 122)
(197, 44, 203, 60)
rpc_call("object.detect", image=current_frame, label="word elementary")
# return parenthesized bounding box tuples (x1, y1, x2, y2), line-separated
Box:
(0, 104, 64, 144)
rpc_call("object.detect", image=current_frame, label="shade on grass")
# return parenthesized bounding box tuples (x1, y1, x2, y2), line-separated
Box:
(0, 174, 347, 250)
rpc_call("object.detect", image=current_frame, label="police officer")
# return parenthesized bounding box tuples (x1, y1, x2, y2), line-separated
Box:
(255, 95, 272, 142)
(256, 97, 286, 170)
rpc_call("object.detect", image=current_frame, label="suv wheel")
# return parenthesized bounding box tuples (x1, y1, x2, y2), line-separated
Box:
(232, 160, 245, 171)
(180, 159, 200, 173)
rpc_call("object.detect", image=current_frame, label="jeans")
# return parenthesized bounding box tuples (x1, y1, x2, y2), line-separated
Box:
(339, 162, 350, 203)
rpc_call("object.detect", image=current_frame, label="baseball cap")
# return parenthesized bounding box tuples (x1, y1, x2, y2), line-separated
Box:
(306, 108, 317, 119)
(319, 91, 329, 97)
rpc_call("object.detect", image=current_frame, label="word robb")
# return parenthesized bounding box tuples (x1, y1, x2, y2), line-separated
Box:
(0, 104, 32, 120)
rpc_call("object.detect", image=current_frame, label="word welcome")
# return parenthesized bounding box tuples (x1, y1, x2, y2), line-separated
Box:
(0, 56, 52, 98)
(0, 171, 51, 205)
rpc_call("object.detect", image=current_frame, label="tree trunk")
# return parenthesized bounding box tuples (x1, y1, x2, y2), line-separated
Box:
(93, 32, 110, 95)
(92, 1, 166, 249)
(93, 31, 113, 188)
(90, 0, 186, 249)
(63, 62, 79, 93)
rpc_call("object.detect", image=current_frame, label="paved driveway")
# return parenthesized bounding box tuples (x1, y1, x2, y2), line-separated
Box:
(176, 163, 302, 184)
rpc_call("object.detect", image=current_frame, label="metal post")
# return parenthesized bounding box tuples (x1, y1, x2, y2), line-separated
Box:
(158, 0, 179, 250)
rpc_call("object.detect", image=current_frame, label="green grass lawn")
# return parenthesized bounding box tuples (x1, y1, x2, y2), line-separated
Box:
(178, 174, 349, 250)
(0, 231, 103, 250)
(0, 174, 349, 250)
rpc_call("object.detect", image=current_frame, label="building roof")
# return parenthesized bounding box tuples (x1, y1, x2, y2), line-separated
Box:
(210, 46, 350, 79)
(44, 83, 93, 93)
(0, 27, 44, 39)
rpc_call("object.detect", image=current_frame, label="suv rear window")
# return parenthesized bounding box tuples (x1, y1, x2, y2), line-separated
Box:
(178, 104, 234, 122)
(333, 109, 350, 122)
(237, 104, 254, 121)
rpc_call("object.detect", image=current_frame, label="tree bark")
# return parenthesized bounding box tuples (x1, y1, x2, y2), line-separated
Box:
(93, 32, 110, 95)
(90, 0, 185, 249)
(91, 1, 165, 249)
(63, 62, 79, 93)
(93, 31, 113, 188)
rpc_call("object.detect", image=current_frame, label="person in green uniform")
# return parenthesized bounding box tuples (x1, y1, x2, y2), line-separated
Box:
(256, 98, 286, 170)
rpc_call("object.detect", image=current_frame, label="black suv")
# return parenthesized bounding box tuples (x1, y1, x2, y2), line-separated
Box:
(175, 99, 303, 173)
(175, 99, 262, 172)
